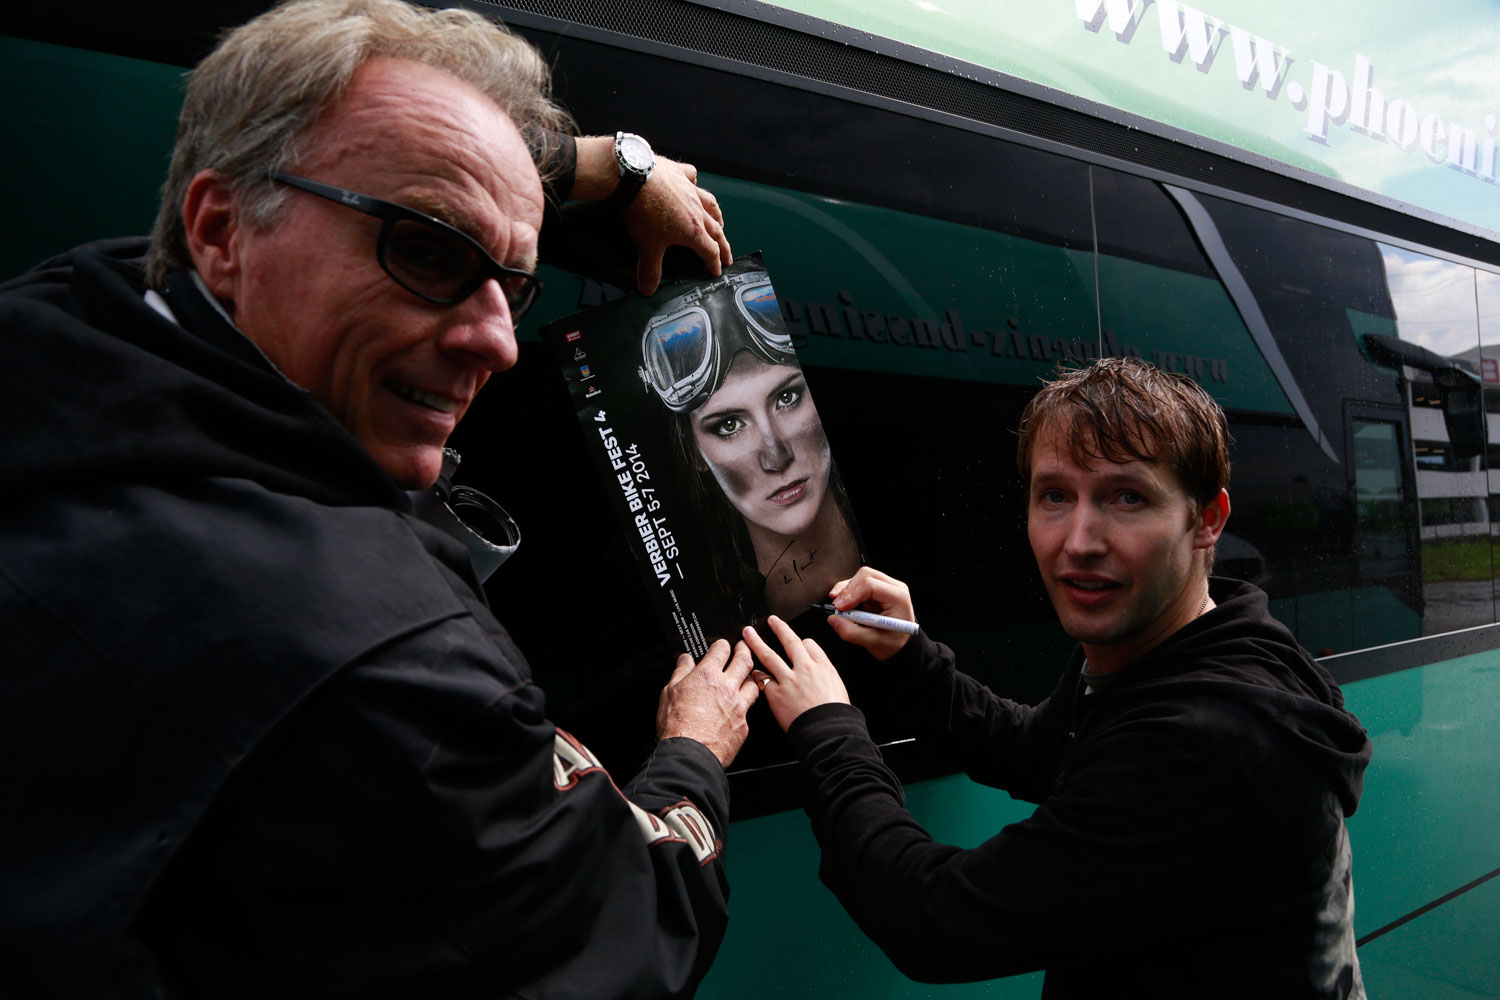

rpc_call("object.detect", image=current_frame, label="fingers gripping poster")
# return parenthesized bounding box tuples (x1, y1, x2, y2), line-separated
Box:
(544, 254, 865, 658)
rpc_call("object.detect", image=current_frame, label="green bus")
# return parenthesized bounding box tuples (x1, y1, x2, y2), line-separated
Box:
(5, 0, 1498, 995)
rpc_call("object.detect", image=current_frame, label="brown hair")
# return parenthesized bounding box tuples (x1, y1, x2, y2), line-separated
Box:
(145, 0, 573, 286)
(1015, 356, 1230, 508)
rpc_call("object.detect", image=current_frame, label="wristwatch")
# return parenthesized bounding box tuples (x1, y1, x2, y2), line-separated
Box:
(606, 131, 656, 210)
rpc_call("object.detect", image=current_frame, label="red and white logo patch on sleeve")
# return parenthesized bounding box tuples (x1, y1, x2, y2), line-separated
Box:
(552, 730, 720, 865)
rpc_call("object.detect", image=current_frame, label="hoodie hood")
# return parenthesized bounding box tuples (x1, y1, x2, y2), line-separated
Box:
(0, 238, 404, 509)
(1110, 577, 1372, 817)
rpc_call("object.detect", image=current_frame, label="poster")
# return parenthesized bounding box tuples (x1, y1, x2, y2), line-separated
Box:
(544, 254, 865, 658)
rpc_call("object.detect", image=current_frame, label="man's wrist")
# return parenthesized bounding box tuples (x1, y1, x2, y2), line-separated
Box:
(567, 134, 653, 206)
(658, 734, 731, 769)
(560, 135, 613, 202)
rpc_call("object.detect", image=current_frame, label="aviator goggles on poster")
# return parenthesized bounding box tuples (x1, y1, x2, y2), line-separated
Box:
(267, 172, 543, 321)
(638, 270, 796, 412)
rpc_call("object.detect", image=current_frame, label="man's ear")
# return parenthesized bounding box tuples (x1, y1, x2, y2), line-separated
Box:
(180, 169, 243, 308)
(1194, 488, 1230, 550)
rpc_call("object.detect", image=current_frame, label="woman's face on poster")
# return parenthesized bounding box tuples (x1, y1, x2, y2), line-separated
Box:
(690, 351, 832, 539)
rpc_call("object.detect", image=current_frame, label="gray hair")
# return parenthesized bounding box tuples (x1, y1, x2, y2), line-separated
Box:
(145, 0, 572, 286)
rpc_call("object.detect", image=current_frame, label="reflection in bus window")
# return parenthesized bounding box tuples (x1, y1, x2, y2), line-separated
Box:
(1094, 175, 1417, 655)
(1475, 270, 1500, 623)
(1351, 415, 1422, 645)
(1380, 247, 1490, 635)
(1095, 186, 1500, 651)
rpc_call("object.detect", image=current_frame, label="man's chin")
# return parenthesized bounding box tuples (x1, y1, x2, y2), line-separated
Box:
(1056, 611, 1126, 648)
(371, 443, 445, 491)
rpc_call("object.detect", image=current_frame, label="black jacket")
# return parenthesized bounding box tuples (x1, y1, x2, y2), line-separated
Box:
(0, 239, 730, 998)
(787, 577, 1372, 998)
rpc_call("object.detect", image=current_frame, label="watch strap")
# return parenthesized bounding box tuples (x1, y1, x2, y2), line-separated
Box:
(606, 131, 654, 211)
(606, 170, 648, 211)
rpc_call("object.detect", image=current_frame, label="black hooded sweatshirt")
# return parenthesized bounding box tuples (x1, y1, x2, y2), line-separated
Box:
(0, 239, 731, 998)
(787, 576, 1372, 999)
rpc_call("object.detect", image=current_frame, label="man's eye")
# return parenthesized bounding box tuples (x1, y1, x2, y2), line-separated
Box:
(501, 273, 533, 307)
(388, 224, 469, 278)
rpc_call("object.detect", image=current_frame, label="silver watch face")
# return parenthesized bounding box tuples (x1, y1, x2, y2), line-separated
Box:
(618, 134, 654, 174)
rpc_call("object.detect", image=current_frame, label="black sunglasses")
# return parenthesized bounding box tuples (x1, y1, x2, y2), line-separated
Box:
(267, 171, 542, 322)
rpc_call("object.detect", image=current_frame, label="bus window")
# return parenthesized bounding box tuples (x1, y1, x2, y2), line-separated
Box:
(1348, 409, 1423, 643)
(1378, 247, 1490, 634)
(1088, 173, 1498, 651)
(1479, 270, 1500, 617)
(1092, 171, 1395, 654)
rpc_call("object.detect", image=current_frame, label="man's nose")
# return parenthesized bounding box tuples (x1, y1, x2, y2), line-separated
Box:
(1063, 503, 1108, 558)
(436, 278, 519, 372)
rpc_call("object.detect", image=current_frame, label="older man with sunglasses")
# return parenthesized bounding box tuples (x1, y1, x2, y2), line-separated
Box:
(0, 1, 758, 997)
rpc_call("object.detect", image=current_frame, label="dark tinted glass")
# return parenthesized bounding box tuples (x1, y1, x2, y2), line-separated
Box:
(383, 217, 482, 292)
(270, 172, 542, 320)
(1377, 246, 1487, 636)
(1093, 165, 1493, 652)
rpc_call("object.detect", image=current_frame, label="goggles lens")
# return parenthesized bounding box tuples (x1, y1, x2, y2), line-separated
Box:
(639, 270, 799, 412)
(735, 279, 793, 355)
(642, 306, 715, 411)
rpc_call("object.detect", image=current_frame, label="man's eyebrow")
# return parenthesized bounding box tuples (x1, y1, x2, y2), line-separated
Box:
(1093, 467, 1164, 491)
(403, 192, 536, 270)
(1030, 461, 1158, 486)
(405, 193, 482, 240)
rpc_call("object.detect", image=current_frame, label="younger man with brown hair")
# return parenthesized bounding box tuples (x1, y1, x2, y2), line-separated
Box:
(745, 357, 1372, 998)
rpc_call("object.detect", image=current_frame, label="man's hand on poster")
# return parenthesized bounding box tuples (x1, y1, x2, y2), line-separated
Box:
(656, 639, 759, 768)
(624, 157, 732, 295)
(743, 616, 851, 733)
(824, 566, 917, 660)
(571, 135, 732, 295)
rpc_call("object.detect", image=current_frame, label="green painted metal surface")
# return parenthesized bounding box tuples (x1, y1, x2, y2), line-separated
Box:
(1342, 651, 1500, 996)
(1358, 874, 1500, 998)
(699, 655, 1500, 998)
(699, 775, 1045, 998)
(0, 36, 182, 282)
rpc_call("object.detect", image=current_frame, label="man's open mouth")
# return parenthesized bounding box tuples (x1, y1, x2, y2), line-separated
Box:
(387, 381, 459, 414)
(1065, 578, 1118, 591)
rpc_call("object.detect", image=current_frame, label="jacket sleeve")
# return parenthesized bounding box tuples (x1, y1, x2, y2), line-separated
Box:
(140, 612, 730, 999)
(880, 631, 1070, 801)
(785, 695, 1260, 983)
